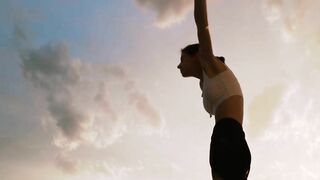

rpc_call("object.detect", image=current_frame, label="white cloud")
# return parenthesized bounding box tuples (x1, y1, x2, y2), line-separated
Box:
(54, 153, 139, 178)
(128, 91, 163, 129)
(262, 0, 320, 60)
(55, 153, 79, 174)
(134, 0, 193, 28)
(250, 79, 320, 179)
(247, 83, 287, 138)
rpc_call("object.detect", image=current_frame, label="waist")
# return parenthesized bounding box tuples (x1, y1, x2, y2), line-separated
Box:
(214, 95, 243, 124)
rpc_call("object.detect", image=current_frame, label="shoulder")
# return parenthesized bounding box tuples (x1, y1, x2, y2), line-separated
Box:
(200, 55, 228, 78)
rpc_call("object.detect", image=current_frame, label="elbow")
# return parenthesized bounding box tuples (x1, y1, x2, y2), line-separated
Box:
(194, 14, 209, 29)
(197, 25, 209, 32)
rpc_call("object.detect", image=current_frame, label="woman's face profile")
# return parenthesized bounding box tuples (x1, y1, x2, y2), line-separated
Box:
(177, 53, 198, 77)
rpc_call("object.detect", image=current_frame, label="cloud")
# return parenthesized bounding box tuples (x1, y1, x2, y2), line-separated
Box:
(79, 160, 134, 178)
(12, 22, 165, 154)
(54, 152, 139, 178)
(55, 153, 79, 174)
(262, 0, 320, 65)
(134, 0, 193, 28)
(21, 43, 89, 143)
(4, 11, 168, 174)
(128, 91, 163, 129)
(250, 77, 320, 179)
(264, 0, 320, 38)
(20, 42, 165, 150)
(247, 84, 287, 138)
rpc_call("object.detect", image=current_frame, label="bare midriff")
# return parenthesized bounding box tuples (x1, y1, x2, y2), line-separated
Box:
(214, 95, 244, 125)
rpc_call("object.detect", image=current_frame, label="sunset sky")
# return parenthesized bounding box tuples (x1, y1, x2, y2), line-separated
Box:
(1, 0, 320, 179)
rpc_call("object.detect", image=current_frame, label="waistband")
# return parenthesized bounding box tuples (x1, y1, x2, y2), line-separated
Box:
(212, 117, 245, 140)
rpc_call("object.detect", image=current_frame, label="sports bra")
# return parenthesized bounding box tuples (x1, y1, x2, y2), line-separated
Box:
(201, 67, 243, 118)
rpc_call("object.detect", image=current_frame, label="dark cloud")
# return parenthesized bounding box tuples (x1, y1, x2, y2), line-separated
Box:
(21, 43, 80, 90)
(21, 43, 87, 142)
(48, 97, 88, 141)
(15, 25, 165, 152)
(20, 42, 164, 149)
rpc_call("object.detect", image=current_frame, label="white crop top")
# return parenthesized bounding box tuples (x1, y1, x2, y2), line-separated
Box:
(201, 67, 243, 118)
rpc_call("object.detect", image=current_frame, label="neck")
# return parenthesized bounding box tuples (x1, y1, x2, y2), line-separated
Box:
(194, 68, 203, 80)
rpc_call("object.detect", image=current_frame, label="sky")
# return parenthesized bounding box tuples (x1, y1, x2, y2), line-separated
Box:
(0, 0, 320, 179)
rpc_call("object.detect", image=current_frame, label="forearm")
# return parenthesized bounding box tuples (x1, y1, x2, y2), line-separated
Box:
(194, 0, 209, 29)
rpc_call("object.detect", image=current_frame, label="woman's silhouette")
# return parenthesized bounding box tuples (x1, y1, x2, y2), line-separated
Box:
(177, 0, 251, 179)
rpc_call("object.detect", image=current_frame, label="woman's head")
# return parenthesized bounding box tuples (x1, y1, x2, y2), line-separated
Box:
(180, 43, 226, 63)
(177, 44, 201, 77)
(177, 43, 225, 78)
(181, 43, 199, 57)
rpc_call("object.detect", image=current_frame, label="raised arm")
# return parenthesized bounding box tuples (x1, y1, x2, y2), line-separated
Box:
(195, 0, 226, 77)
(194, 0, 214, 58)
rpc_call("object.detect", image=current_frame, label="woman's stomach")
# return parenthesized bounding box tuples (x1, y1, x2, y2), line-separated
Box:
(214, 95, 244, 125)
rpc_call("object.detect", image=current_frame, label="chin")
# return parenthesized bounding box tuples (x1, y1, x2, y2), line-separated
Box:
(180, 71, 188, 77)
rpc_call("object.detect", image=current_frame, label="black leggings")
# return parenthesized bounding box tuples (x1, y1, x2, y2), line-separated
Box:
(210, 118, 251, 180)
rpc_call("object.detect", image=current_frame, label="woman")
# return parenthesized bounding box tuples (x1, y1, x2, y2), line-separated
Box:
(177, 0, 251, 179)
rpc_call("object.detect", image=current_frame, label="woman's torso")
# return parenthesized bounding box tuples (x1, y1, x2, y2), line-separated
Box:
(214, 95, 243, 124)
(201, 62, 244, 125)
